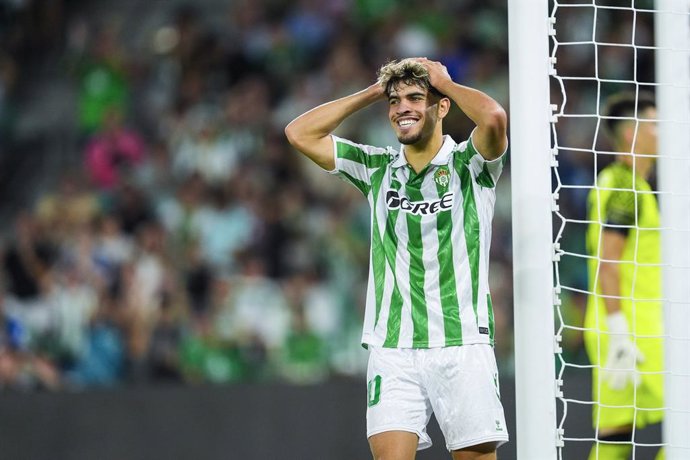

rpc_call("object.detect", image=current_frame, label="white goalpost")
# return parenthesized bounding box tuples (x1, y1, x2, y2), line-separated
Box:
(508, 1, 558, 459)
(655, 1, 690, 457)
(509, 0, 690, 458)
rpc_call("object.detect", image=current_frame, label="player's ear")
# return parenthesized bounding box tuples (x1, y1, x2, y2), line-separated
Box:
(621, 123, 636, 147)
(437, 96, 451, 119)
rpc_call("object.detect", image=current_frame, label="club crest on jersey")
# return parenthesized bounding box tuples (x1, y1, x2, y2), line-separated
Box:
(434, 166, 450, 188)
(386, 190, 454, 215)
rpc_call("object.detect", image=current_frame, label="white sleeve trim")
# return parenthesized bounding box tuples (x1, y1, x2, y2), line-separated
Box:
(326, 134, 340, 174)
(469, 128, 507, 164)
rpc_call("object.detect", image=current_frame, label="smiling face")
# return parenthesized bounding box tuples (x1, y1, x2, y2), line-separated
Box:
(387, 82, 446, 145)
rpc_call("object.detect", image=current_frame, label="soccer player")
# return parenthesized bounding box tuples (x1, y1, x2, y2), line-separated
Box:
(285, 58, 509, 460)
(584, 91, 664, 460)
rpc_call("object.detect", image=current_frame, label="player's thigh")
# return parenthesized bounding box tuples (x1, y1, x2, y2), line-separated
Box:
(369, 430, 419, 460)
(426, 345, 508, 451)
(366, 347, 434, 450)
(451, 441, 499, 460)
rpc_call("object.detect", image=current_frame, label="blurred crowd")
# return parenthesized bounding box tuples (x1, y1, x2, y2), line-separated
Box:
(0, 0, 653, 391)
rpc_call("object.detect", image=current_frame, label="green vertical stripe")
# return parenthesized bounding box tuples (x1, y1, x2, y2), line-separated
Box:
(476, 162, 496, 188)
(405, 182, 429, 348)
(487, 293, 495, 344)
(435, 177, 462, 345)
(339, 170, 370, 196)
(455, 158, 481, 327)
(456, 145, 472, 165)
(370, 168, 388, 327)
(337, 142, 390, 168)
(383, 179, 404, 348)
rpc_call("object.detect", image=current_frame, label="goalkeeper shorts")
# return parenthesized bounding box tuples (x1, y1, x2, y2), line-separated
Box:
(365, 344, 509, 451)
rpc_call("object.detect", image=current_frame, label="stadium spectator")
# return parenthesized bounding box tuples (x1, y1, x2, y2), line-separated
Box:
(72, 21, 131, 137)
(34, 171, 101, 239)
(84, 108, 146, 190)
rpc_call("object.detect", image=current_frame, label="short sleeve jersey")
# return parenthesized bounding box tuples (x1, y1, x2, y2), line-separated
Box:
(330, 133, 506, 349)
(585, 161, 662, 333)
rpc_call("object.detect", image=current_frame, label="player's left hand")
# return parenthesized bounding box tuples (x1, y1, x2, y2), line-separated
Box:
(414, 57, 452, 91)
(603, 312, 645, 390)
(604, 336, 645, 390)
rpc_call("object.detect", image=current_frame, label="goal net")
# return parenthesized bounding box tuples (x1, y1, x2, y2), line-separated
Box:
(509, 0, 690, 459)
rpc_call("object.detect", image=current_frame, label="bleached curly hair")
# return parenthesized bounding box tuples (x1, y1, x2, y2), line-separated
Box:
(376, 58, 442, 97)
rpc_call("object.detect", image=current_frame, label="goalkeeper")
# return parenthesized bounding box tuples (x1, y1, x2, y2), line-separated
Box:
(584, 91, 664, 460)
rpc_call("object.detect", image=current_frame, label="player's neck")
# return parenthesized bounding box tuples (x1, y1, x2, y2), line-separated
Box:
(405, 133, 444, 174)
(633, 157, 654, 180)
(618, 154, 653, 180)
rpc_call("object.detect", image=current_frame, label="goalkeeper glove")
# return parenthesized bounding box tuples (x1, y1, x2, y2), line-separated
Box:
(603, 311, 645, 390)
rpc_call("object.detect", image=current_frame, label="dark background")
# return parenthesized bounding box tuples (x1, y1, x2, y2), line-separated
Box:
(2, 373, 648, 460)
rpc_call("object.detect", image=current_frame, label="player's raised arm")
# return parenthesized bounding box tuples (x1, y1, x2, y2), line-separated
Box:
(284, 83, 385, 171)
(415, 57, 507, 160)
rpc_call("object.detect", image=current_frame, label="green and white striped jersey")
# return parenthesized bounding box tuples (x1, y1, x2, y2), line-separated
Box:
(330, 133, 506, 349)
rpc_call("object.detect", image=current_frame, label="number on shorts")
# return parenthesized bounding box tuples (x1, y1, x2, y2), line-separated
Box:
(367, 375, 382, 407)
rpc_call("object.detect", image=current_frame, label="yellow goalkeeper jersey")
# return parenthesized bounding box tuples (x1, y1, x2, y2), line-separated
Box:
(585, 161, 662, 335)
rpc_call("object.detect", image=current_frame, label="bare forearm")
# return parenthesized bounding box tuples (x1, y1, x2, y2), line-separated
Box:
(435, 80, 504, 128)
(599, 263, 622, 315)
(598, 230, 626, 316)
(435, 79, 507, 159)
(288, 84, 382, 139)
(285, 84, 384, 169)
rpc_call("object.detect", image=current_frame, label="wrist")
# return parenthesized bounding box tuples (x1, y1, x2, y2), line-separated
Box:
(607, 310, 629, 335)
(432, 77, 456, 95)
(367, 83, 385, 100)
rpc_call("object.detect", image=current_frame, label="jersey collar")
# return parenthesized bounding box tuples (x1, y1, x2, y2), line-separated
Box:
(391, 135, 456, 169)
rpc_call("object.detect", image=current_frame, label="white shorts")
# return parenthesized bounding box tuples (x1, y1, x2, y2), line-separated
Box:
(366, 344, 509, 452)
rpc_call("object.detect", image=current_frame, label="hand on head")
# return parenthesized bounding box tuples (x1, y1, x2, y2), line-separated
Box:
(413, 57, 452, 90)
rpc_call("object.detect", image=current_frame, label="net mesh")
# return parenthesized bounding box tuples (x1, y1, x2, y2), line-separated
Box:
(549, 1, 690, 458)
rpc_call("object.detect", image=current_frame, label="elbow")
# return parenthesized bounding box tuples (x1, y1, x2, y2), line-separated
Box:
(285, 121, 323, 157)
(475, 106, 508, 160)
(284, 119, 334, 170)
(284, 121, 312, 153)
(284, 121, 299, 148)
(484, 106, 507, 137)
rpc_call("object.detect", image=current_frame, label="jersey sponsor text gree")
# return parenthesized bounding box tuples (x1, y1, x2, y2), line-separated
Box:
(385, 190, 454, 215)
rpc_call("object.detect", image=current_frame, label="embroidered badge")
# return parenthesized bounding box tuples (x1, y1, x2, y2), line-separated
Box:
(434, 166, 450, 188)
